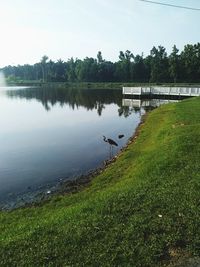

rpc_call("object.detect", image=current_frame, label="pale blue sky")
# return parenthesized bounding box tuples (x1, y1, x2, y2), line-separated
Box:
(0, 0, 199, 67)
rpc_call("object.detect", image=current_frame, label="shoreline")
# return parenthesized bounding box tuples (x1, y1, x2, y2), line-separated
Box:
(1, 113, 147, 211)
(6, 81, 200, 91)
(53, 112, 147, 196)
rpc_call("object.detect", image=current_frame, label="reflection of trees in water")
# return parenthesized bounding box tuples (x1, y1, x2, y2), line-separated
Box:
(6, 87, 138, 117)
(118, 106, 141, 117)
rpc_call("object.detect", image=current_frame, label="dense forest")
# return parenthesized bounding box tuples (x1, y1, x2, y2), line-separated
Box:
(1, 43, 200, 83)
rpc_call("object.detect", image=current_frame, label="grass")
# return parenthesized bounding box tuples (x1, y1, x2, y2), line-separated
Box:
(0, 97, 200, 266)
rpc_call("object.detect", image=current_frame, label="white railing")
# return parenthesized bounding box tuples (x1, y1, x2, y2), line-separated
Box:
(122, 86, 200, 97)
(123, 87, 141, 95)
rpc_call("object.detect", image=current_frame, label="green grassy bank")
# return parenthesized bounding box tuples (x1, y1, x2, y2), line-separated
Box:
(0, 97, 200, 266)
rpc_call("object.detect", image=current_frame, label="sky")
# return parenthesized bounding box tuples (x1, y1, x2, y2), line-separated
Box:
(0, 0, 200, 67)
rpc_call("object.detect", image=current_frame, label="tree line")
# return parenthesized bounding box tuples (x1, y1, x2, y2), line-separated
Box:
(1, 43, 200, 83)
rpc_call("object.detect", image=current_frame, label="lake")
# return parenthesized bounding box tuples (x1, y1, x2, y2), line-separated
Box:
(0, 86, 146, 208)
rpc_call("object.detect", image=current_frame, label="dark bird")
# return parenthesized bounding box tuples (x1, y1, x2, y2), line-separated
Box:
(118, 134, 124, 139)
(103, 136, 118, 146)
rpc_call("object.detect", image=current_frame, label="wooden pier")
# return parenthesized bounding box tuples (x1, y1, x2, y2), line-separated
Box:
(122, 86, 200, 97)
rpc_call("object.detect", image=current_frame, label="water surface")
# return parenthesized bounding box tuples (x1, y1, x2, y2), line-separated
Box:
(0, 87, 143, 207)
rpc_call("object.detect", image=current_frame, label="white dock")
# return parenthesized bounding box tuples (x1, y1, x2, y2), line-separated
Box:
(122, 86, 200, 97)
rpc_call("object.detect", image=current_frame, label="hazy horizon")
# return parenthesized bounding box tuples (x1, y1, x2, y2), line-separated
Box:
(0, 0, 200, 67)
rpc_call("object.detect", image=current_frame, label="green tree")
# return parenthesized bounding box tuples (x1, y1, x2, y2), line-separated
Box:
(180, 43, 200, 82)
(150, 46, 169, 82)
(132, 54, 149, 82)
(97, 51, 104, 64)
(169, 45, 179, 83)
(40, 55, 49, 82)
(115, 50, 134, 82)
(75, 57, 98, 82)
(67, 58, 77, 82)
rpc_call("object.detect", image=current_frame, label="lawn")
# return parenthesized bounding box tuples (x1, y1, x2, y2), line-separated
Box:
(0, 97, 200, 267)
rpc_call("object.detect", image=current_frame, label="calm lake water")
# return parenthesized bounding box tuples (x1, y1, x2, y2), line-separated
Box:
(0, 86, 146, 208)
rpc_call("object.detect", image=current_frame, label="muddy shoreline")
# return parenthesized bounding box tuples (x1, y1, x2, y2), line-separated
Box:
(1, 113, 147, 211)
(56, 113, 147, 194)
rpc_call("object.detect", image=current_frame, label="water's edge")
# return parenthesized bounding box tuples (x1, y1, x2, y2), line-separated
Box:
(0, 114, 146, 211)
